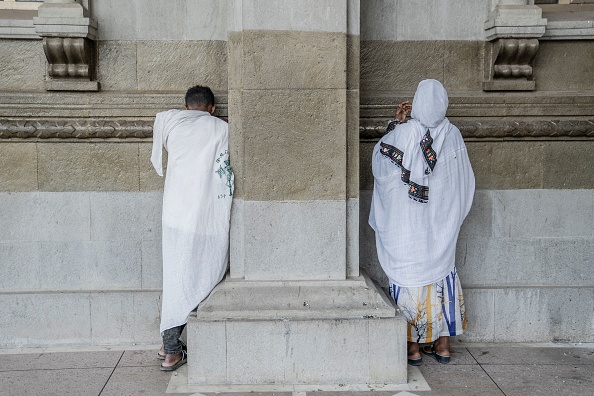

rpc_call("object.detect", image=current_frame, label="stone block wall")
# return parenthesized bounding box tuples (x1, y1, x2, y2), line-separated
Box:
(0, 190, 164, 347)
(0, 142, 163, 192)
(0, 93, 218, 347)
(360, 144, 594, 342)
(0, 39, 227, 93)
(0, 40, 45, 91)
(0, 138, 167, 347)
(0, 0, 592, 348)
(0, 0, 231, 348)
(358, 39, 594, 343)
(356, 0, 594, 343)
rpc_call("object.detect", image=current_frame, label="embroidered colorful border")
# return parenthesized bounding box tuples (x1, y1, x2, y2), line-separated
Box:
(408, 181, 429, 203)
(386, 120, 400, 133)
(420, 130, 437, 175)
(379, 142, 404, 167)
(379, 142, 429, 203)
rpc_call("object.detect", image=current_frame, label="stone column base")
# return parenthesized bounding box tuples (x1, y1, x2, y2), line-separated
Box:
(187, 272, 407, 385)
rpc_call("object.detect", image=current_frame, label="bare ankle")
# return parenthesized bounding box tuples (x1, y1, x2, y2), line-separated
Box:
(434, 337, 450, 355)
(407, 342, 421, 358)
(163, 352, 182, 365)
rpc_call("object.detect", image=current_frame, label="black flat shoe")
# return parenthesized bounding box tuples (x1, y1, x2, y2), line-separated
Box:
(421, 344, 450, 364)
(407, 356, 422, 366)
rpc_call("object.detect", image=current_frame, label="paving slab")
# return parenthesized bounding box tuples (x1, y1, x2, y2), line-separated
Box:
(0, 350, 122, 371)
(1, 344, 593, 395)
(0, 367, 112, 396)
(100, 365, 171, 396)
(482, 364, 594, 396)
(199, 393, 292, 396)
(467, 346, 594, 365)
(118, 349, 163, 367)
(294, 392, 399, 396)
(418, 365, 504, 396)
(167, 365, 430, 394)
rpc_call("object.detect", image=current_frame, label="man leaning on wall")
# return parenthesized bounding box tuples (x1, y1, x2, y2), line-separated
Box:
(150, 86, 233, 371)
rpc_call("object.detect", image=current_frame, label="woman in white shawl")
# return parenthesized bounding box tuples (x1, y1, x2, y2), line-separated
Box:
(369, 80, 475, 365)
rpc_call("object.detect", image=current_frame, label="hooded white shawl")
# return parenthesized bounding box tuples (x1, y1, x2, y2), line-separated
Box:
(152, 109, 233, 333)
(369, 80, 475, 287)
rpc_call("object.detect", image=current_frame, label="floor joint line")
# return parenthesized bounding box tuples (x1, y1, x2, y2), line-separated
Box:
(97, 350, 124, 396)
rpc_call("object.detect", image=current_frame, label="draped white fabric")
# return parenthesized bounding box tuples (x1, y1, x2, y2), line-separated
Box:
(152, 110, 233, 334)
(369, 80, 475, 287)
(403, 79, 451, 190)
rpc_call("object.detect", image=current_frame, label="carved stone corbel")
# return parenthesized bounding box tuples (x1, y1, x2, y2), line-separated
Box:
(483, 1, 547, 91)
(484, 38, 540, 90)
(33, 0, 99, 91)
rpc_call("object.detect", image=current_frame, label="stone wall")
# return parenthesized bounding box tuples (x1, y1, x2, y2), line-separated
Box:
(360, 142, 594, 342)
(0, 94, 171, 347)
(0, 190, 163, 346)
(0, 0, 230, 347)
(358, 18, 594, 342)
(0, 0, 592, 348)
(0, 38, 228, 92)
(361, 0, 491, 41)
(0, 90, 232, 347)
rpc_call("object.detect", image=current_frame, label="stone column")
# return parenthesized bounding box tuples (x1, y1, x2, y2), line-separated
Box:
(483, 0, 547, 90)
(227, 1, 356, 281)
(187, 0, 406, 386)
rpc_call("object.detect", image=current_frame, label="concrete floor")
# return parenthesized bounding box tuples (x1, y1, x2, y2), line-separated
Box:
(0, 343, 592, 396)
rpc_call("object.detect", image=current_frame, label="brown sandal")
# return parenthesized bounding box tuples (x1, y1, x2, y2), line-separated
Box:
(159, 350, 187, 372)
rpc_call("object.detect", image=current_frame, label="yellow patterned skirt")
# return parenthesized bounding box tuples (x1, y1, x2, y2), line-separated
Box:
(389, 267, 467, 343)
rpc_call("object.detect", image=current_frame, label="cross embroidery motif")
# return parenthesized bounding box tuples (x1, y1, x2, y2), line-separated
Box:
(216, 159, 233, 196)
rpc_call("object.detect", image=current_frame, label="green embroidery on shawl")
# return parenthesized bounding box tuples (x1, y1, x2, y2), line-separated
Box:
(216, 150, 234, 196)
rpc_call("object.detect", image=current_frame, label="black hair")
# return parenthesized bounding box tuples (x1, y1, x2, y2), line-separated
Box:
(185, 85, 215, 108)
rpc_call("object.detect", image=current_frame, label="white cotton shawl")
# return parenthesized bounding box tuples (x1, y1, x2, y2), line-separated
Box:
(369, 80, 475, 287)
(152, 109, 233, 334)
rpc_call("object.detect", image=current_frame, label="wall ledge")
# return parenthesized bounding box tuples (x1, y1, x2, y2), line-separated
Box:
(1, 92, 593, 141)
(0, 10, 39, 39)
(540, 4, 594, 40)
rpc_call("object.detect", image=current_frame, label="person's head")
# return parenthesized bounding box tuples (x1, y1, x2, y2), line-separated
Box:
(185, 85, 216, 114)
(411, 79, 448, 128)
